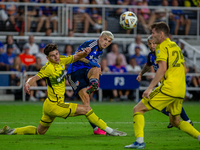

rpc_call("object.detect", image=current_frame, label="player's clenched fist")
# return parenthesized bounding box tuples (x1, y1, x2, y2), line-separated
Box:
(84, 47, 91, 55)
(24, 83, 31, 95)
(136, 74, 142, 82)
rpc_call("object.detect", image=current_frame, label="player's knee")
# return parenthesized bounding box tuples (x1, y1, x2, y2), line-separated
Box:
(85, 105, 92, 113)
(37, 129, 46, 135)
(133, 105, 139, 113)
(91, 67, 100, 74)
(170, 119, 180, 127)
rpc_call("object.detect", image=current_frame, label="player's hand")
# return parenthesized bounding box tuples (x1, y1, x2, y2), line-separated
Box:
(142, 88, 152, 99)
(98, 67, 102, 76)
(89, 61, 100, 68)
(136, 74, 142, 82)
(84, 47, 91, 55)
(24, 83, 31, 95)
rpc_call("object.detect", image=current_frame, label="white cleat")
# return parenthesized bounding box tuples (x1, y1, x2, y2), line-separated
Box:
(106, 129, 127, 136)
(0, 125, 13, 135)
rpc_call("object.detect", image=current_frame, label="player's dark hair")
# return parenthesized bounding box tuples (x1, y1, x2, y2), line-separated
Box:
(151, 22, 170, 37)
(44, 43, 58, 56)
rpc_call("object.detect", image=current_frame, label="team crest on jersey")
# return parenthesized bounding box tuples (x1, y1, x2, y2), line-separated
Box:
(61, 64, 63, 68)
(75, 81, 79, 86)
(157, 50, 160, 54)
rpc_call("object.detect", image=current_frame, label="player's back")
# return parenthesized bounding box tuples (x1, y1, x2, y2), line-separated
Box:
(156, 38, 186, 98)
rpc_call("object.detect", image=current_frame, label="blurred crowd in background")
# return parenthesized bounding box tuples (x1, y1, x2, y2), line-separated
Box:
(0, 0, 200, 102)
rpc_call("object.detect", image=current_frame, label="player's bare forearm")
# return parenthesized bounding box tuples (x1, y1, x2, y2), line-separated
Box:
(140, 64, 151, 76)
(26, 75, 40, 86)
(73, 47, 91, 62)
(80, 58, 90, 64)
(24, 75, 41, 95)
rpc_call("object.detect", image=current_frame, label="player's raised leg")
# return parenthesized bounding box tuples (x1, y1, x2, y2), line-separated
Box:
(86, 67, 100, 95)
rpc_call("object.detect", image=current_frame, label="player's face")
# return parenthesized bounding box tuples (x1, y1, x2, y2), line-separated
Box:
(47, 49, 60, 64)
(151, 28, 161, 44)
(98, 35, 112, 49)
(148, 39, 157, 53)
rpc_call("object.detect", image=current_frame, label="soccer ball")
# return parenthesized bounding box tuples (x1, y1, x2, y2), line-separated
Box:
(119, 11, 138, 30)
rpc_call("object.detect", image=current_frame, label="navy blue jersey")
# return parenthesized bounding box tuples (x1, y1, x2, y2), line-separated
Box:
(147, 52, 159, 72)
(67, 39, 102, 74)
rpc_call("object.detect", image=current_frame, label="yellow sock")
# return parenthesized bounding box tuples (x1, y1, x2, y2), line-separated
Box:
(14, 126, 39, 135)
(86, 109, 107, 130)
(133, 112, 145, 138)
(178, 121, 200, 138)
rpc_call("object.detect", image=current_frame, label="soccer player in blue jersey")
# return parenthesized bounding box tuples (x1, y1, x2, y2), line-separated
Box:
(0, 43, 126, 136)
(125, 22, 200, 149)
(67, 31, 114, 135)
(136, 35, 193, 129)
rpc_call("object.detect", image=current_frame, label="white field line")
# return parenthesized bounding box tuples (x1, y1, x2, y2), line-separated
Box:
(1, 121, 200, 125)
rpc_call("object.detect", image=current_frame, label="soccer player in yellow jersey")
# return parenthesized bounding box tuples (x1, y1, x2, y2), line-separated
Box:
(125, 22, 200, 149)
(0, 43, 126, 136)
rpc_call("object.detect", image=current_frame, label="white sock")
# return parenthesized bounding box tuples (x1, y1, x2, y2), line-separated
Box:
(186, 120, 191, 123)
(104, 126, 113, 134)
(93, 127, 98, 131)
(198, 134, 200, 141)
(136, 137, 144, 143)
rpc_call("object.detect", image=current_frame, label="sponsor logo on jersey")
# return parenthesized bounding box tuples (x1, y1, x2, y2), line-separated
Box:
(57, 71, 66, 82)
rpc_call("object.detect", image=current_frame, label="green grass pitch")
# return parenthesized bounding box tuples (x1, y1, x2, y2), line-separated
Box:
(0, 101, 200, 150)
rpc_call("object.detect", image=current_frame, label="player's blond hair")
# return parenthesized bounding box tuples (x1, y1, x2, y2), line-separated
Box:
(100, 31, 114, 40)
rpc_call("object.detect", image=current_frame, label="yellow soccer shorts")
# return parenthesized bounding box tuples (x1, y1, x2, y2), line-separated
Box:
(141, 88, 183, 116)
(40, 98, 77, 127)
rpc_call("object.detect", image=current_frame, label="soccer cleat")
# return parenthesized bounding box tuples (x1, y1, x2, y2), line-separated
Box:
(93, 128, 106, 135)
(0, 126, 13, 135)
(106, 129, 127, 136)
(167, 123, 173, 128)
(86, 82, 99, 95)
(124, 141, 145, 149)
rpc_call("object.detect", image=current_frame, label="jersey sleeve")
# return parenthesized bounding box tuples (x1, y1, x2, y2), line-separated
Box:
(76, 41, 90, 52)
(156, 44, 167, 63)
(37, 64, 51, 79)
(60, 55, 74, 65)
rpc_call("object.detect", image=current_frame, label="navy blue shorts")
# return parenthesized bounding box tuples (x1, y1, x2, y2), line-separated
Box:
(67, 68, 90, 95)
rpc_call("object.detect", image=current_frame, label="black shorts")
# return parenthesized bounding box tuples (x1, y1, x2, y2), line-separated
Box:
(67, 68, 90, 95)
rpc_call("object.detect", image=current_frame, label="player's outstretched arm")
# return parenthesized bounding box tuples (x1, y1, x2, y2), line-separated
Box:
(24, 75, 41, 95)
(79, 58, 100, 68)
(73, 47, 91, 62)
(136, 64, 151, 82)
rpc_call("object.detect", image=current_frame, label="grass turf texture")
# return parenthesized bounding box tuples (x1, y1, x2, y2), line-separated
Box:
(0, 101, 200, 150)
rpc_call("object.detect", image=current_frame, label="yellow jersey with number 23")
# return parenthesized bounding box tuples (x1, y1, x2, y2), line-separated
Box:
(155, 38, 185, 98)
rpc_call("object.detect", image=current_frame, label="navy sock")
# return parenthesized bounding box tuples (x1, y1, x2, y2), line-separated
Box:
(89, 121, 97, 129)
(161, 107, 169, 116)
(89, 78, 98, 85)
(180, 107, 189, 121)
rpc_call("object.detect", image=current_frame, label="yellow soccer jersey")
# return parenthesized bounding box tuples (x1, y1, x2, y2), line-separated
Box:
(155, 38, 186, 98)
(37, 55, 74, 102)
